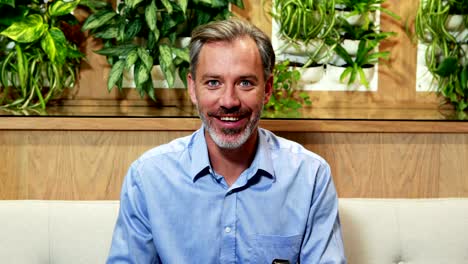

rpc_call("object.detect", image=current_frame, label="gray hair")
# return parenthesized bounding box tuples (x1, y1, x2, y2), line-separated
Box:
(189, 19, 275, 82)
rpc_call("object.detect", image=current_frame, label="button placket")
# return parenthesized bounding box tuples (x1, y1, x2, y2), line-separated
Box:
(219, 191, 237, 263)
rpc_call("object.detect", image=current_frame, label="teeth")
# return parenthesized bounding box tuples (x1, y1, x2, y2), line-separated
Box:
(220, 116, 239, 121)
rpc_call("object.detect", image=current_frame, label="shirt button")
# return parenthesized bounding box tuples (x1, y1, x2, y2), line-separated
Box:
(224, 226, 232, 233)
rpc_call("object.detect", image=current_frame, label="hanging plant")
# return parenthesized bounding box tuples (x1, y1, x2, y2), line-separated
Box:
(0, 0, 89, 110)
(264, 60, 312, 113)
(415, 0, 468, 116)
(82, 0, 244, 101)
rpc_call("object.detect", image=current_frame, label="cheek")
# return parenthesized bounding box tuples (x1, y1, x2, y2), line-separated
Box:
(196, 93, 218, 110)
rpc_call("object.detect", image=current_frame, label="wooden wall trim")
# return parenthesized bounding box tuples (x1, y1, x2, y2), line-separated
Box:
(1, 117, 468, 133)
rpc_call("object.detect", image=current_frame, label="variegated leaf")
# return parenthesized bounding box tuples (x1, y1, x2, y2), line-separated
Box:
(49, 0, 80, 17)
(145, 0, 157, 31)
(137, 48, 153, 70)
(82, 10, 117, 31)
(108, 60, 125, 91)
(0, 14, 47, 43)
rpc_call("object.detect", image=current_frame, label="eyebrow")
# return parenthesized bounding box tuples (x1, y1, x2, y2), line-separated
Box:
(200, 74, 222, 80)
(200, 74, 259, 81)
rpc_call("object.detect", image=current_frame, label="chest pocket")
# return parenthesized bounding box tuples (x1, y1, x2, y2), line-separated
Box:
(250, 234, 302, 263)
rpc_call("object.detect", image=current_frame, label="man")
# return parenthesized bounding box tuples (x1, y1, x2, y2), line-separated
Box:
(107, 19, 346, 263)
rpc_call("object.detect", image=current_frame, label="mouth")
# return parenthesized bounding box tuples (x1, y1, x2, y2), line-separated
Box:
(213, 114, 247, 130)
(219, 116, 241, 122)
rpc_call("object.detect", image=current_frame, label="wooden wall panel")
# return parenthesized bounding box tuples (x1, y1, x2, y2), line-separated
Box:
(0, 131, 191, 200)
(439, 134, 468, 197)
(1, 130, 467, 200)
(275, 132, 467, 198)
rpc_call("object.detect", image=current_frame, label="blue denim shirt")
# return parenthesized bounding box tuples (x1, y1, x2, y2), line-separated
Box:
(107, 127, 346, 263)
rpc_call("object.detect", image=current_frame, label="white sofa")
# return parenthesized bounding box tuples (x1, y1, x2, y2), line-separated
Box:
(1, 199, 467, 264)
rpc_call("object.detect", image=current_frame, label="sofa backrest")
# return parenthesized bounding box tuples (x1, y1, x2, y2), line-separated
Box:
(339, 198, 468, 264)
(0, 199, 467, 264)
(0, 200, 119, 264)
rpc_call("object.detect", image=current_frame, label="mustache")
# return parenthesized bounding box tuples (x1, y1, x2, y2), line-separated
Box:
(207, 107, 250, 117)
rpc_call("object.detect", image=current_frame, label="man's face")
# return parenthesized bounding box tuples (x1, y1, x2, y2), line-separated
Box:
(188, 37, 272, 149)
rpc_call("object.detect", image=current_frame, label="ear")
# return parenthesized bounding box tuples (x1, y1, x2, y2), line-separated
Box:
(263, 75, 273, 104)
(187, 73, 198, 105)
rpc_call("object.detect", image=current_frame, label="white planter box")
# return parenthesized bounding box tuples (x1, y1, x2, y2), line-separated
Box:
(298, 64, 325, 86)
(325, 64, 376, 89)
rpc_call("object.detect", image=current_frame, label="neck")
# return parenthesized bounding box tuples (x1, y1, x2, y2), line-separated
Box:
(205, 129, 258, 186)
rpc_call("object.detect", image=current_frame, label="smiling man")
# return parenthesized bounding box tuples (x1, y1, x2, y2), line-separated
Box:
(107, 19, 346, 264)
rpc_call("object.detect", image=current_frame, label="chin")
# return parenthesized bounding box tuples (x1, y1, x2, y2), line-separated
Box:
(209, 129, 252, 149)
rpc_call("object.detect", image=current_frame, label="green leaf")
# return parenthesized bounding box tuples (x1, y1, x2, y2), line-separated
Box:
(82, 10, 117, 31)
(93, 26, 118, 39)
(79, 0, 111, 11)
(0, 0, 15, 7)
(159, 44, 175, 87)
(434, 57, 459, 77)
(108, 60, 125, 91)
(172, 48, 189, 63)
(49, 0, 80, 17)
(460, 66, 468, 91)
(161, 0, 173, 14)
(41, 31, 57, 62)
(95, 44, 138, 57)
(125, 50, 139, 70)
(50, 27, 69, 64)
(124, 19, 142, 40)
(144, 80, 156, 101)
(175, 0, 188, 14)
(145, 0, 157, 31)
(340, 67, 353, 84)
(358, 67, 369, 88)
(178, 66, 188, 88)
(67, 48, 84, 59)
(137, 47, 153, 70)
(126, 0, 145, 9)
(134, 61, 150, 88)
(334, 44, 354, 65)
(0, 14, 47, 43)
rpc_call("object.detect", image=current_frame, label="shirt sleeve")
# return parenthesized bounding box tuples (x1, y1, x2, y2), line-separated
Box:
(107, 163, 159, 264)
(300, 162, 347, 264)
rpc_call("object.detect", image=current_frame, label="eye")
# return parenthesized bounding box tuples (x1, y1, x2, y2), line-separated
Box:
(239, 80, 253, 88)
(206, 80, 221, 88)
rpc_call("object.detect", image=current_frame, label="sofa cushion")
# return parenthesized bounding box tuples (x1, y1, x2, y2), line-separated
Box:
(0, 200, 49, 264)
(339, 198, 468, 264)
(1, 199, 467, 264)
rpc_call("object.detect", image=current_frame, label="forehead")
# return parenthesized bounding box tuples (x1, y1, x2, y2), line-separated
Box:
(196, 37, 263, 78)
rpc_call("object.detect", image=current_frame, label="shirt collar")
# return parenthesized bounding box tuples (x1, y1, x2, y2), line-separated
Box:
(249, 128, 275, 181)
(188, 126, 275, 182)
(189, 127, 211, 181)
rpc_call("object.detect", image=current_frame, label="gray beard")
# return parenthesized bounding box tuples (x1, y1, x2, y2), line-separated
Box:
(198, 107, 262, 149)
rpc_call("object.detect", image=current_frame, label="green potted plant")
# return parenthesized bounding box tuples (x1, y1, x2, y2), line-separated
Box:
(415, 0, 468, 116)
(82, 0, 244, 101)
(335, 0, 400, 31)
(0, 0, 88, 110)
(272, 0, 336, 48)
(270, 0, 336, 87)
(264, 59, 312, 114)
(325, 0, 398, 89)
(329, 35, 391, 88)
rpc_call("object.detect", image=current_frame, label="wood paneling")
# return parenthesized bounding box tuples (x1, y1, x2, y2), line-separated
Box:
(1, 130, 467, 200)
(276, 132, 468, 198)
(0, 131, 191, 200)
(2, 117, 468, 133)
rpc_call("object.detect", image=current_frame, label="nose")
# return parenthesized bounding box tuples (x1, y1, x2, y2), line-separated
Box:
(219, 85, 241, 109)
